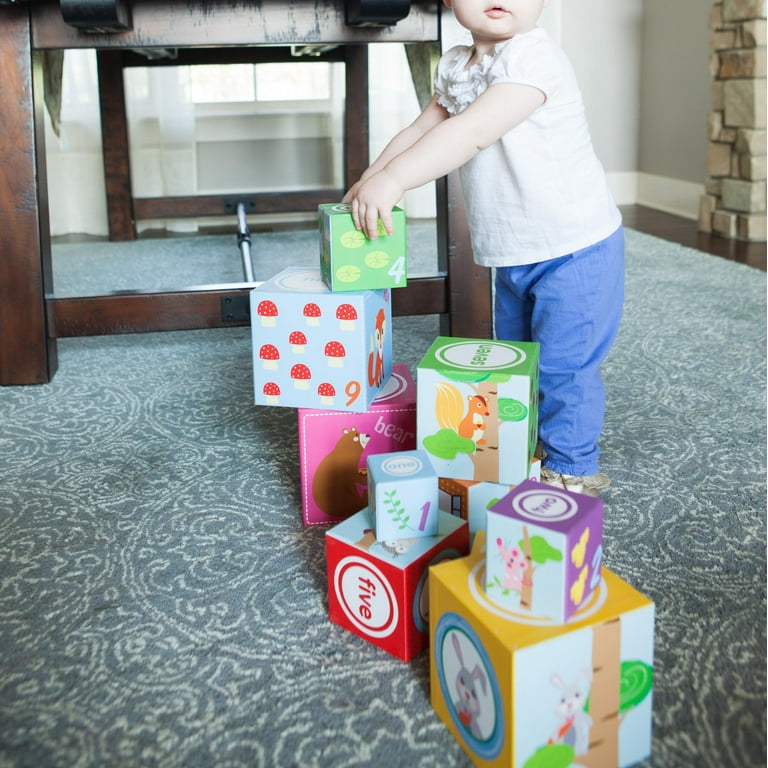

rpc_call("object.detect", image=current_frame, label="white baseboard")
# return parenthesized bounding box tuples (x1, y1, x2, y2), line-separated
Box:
(606, 172, 639, 207)
(608, 171, 704, 220)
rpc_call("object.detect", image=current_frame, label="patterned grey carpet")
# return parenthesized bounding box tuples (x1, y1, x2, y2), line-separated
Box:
(1, 228, 765, 768)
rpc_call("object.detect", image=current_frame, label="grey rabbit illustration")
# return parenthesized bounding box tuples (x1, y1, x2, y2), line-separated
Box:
(550, 668, 593, 756)
(452, 633, 487, 739)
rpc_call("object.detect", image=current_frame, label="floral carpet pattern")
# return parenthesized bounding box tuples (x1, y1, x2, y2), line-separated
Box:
(0, 229, 765, 767)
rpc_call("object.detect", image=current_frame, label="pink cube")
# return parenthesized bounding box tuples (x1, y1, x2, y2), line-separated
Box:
(298, 364, 417, 525)
(326, 507, 469, 661)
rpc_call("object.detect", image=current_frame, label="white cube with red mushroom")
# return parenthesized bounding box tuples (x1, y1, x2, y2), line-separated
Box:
(250, 267, 393, 411)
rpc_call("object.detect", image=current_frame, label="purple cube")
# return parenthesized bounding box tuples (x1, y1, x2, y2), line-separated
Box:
(485, 479, 604, 624)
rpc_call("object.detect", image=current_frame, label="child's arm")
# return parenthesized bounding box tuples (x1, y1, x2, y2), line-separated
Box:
(343, 94, 450, 202)
(346, 82, 545, 239)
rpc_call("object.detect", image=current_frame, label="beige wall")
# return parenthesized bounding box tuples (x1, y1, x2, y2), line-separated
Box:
(553, 0, 710, 214)
(638, 0, 711, 184)
(559, 0, 644, 175)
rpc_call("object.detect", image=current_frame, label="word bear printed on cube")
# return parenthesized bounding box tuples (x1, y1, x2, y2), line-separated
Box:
(438, 458, 540, 537)
(319, 203, 407, 292)
(367, 449, 439, 541)
(417, 337, 539, 485)
(485, 479, 603, 625)
(298, 363, 417, 526)
(250, 267, 392, 412)
(325, 507, 469, 662)
(430, 532, 654, 768)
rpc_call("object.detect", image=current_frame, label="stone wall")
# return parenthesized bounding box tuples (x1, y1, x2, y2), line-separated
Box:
(700, 0, 767, 240)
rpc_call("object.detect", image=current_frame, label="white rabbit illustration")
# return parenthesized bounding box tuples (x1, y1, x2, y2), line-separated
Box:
(549, 668, 593, 756)
(452, 633, 487, 739)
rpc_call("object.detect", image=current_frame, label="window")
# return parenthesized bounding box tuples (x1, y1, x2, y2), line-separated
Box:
(190, 64, 255, 103)
(189, 62, 332, 104)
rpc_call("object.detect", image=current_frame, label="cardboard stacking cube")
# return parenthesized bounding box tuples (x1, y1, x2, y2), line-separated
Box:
(439, 458, 542, 537)
(326, 507, 469, 662)
(319, 203, 407, 292)
(298, 363, 417, 526)
(485, 479, 603, 624)
(250, 267, 392, 412)
(367, 449, 439, 541)
(417, 337, 539, 485)
(430, 532, 654, 768)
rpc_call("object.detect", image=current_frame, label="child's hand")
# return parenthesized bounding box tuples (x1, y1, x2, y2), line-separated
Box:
(346, 170, 403, 240)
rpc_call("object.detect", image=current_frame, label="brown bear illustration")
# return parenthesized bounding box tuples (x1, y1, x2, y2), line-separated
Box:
(312, 427, 370, 519)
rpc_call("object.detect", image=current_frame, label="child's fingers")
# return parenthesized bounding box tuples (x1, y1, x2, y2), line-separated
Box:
(363, 207, 380, 240)
(349, 199, 363, 232)
(378, 210, 394, 237)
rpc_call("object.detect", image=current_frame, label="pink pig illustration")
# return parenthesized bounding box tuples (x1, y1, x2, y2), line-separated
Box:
(496, 537, 527, 594)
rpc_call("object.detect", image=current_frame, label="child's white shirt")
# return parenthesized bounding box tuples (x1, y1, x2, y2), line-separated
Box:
(434, 27, 622, 267)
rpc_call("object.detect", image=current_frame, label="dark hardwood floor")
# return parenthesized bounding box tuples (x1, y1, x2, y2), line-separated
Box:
(620, 204, 766, 272)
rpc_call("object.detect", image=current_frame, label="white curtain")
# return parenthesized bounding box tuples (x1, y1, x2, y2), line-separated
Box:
(45, 44, 435, 237)
(123, 64, 198, 233)
(45, 50, 197, 236)
(368, 43, 435, 219)
(45, 50, 108, 236)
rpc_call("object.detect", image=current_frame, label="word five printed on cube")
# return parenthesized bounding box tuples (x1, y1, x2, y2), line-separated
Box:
(367, 449, 439, 541)
(325, 508, 470, 662)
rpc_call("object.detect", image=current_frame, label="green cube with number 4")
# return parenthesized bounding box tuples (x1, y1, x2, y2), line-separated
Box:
(319, 203, 407, 292)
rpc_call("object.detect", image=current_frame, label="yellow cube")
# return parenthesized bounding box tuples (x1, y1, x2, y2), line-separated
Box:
(429, 532, 654, 767)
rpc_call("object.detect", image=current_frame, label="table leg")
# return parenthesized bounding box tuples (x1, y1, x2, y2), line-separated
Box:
(0, 5, 57, 385)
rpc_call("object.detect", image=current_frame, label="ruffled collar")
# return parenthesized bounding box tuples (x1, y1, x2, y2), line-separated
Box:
(437, 41, 510, 115)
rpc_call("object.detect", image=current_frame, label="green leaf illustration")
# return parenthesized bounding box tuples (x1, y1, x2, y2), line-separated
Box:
(522, 744, 575, 768)
(498, 398, 528, 422)
(423, 428, 475, 459)
(521, 535, 563, 564)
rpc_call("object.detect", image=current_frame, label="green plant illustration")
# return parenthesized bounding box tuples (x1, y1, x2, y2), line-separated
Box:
(523, 744, 574, 768)
(524, 535, 563, 565)
(498, 397, 528, 421)
(423, 427, 475, 459)
(584, 660, 654, 715)
(523, 660, 653, 768)
(383, 488, 412, 531)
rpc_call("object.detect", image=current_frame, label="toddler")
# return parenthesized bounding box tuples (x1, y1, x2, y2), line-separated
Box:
(343, 0, 624, 496)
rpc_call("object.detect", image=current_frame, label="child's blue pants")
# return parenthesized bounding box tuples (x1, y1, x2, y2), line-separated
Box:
(494, 226, 625, 476)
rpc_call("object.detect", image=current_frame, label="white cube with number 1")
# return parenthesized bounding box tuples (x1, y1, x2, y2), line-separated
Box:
(367, 449, 439, 541)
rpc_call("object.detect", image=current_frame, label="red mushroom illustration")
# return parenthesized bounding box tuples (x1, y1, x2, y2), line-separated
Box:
(317, 382, 335, 406)
(291, 363, 312, 390)
(259, 344, 280, 370)
(324, 341, 346, 368)
(303, 302, 321, 327)
(289, 330, 307, 354)
(336, 303, 358, 331)
(256, 299, 279, 327)
(263, 382, 280, 404)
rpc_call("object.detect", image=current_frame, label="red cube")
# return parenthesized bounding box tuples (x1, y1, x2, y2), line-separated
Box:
(326, 508, 469, 661)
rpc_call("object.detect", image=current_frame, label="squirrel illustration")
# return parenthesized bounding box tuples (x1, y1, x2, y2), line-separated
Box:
(435, 382, 490, 446)
(312, 427, 370, 519)
(367, 308, 386, 388)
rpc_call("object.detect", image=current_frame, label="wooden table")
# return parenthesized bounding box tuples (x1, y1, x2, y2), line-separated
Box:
(0, 0, 492, 386)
